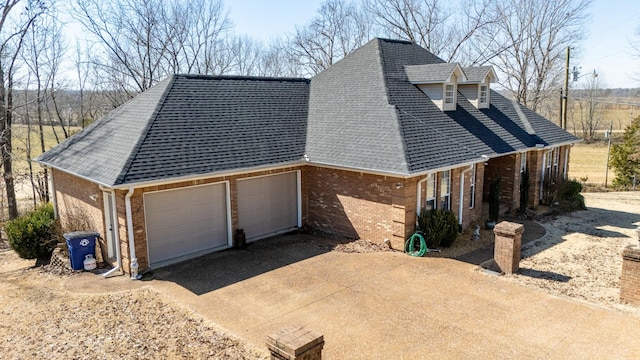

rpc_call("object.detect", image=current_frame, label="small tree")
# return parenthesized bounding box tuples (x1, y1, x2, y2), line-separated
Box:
(610, 115, 640, 189)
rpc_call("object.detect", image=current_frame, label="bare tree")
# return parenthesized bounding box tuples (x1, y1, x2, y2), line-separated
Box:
(73, 0, 231, 103)
(363, 0, 497, 62)
(476, 0, 592, 112)
(574, 73, 604, 141)
(287, 0, 372, 76)
(0, 0, 48, 219)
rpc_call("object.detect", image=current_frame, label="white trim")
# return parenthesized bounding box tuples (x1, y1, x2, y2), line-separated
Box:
(469, 163, 476, 209)
(563, 148, 569, 179)
(49, 168, 58, 219)
(540, 153, 546, 200)
(297, 170, 302, 227)
(101, 189, 123, 278)
(143, 180, 233, 269)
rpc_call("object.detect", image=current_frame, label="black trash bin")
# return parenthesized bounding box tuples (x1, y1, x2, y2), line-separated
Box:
(64, 231, 99, 270)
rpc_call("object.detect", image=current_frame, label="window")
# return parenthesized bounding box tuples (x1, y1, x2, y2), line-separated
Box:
(444, 84, 454, 104)
(479, 85, 488, 104)
(520, 152, 527, 173)
(469, 164, 476, 209)
(440, 170, 451, 210)
(426, 173, 436, 210)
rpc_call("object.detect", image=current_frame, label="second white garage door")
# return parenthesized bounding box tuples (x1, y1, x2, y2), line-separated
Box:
(237, 172, 299, 241)
(144, 182, 230, 267)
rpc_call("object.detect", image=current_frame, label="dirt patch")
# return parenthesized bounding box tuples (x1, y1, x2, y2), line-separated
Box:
(0, 246, 266, 359)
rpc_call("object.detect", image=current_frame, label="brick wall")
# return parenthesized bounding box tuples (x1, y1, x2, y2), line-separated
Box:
(305, 166, 406, 248)
(52, 169, 109, 262)
(620, 246, 640, 306)
(484, 154, 520, 212)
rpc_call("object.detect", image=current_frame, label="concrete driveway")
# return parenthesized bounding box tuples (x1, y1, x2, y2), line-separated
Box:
(146, 234, 640, 359)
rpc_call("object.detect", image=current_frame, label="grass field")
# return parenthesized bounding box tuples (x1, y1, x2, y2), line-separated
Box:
(10, 124, 78, 174)
(568, 142, 611, 186)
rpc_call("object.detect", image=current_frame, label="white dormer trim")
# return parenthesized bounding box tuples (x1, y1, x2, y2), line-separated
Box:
(458, 66, 498, 109)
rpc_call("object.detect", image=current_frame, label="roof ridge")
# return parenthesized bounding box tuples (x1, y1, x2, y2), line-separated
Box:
(176, 74, 310, 83)
(114, 75, 178, 185)
(377, 39, 412, 175)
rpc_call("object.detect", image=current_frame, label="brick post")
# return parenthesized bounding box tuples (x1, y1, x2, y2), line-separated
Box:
(620, 245, 640, 306)
(493, 221, 524, 274)
(266, 325, 324, 360)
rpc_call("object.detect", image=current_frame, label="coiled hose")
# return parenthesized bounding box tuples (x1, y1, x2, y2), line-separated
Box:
(405, 232, 428, 257)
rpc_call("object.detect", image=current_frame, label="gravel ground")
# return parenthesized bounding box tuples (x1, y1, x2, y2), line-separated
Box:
(0, 248, 266, 359)
(499, 192, 640, 316)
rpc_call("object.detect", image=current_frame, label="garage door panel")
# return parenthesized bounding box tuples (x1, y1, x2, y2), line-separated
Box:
(238, 172, 298, 241)
(145, 183, 229, 266)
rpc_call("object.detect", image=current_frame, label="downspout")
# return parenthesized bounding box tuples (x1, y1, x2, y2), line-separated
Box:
(125, 186, 141, 280)
(458, 164, 474, 231)
(99, 185, 123, 278)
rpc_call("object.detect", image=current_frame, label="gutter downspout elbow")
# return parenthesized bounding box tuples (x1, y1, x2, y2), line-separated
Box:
(458, 165, 474, 230)
(125, 186, 141, 280)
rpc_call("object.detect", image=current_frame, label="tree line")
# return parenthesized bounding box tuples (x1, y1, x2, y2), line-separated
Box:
(0, 0, 595, 219)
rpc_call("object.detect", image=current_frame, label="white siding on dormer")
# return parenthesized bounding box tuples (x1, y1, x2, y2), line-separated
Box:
(459, 84, 478, 105)
(418, 84, 444, 111)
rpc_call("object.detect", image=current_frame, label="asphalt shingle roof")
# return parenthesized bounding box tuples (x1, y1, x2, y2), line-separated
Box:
(37, 75, 310, 186)
(38, 38, 578, 185)
(461, 66, 494, 83)
(405, 63, 458, 83)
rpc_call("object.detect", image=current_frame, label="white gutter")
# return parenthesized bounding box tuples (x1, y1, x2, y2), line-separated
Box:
(458, 165, 474, 228)
(99, 186, 123, 278)
(125, 186, 141, 280)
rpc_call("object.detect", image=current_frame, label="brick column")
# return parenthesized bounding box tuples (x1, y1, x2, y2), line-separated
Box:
(493, 221, 524, 274)
(266, 325, 324, 360)
(620, 245, 640, 306)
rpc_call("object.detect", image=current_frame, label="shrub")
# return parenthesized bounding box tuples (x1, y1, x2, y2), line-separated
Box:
(5, 203, 58, 260)
(557, 179, 586, 212)
(416, 208, 458, 248)
(542, 178, 586, 213)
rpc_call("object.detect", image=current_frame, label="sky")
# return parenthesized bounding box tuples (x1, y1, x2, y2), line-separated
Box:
(227, 0, 640, 89)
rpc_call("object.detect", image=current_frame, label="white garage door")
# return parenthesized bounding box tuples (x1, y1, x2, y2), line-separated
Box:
(237, 172, 299, 241)
(145, 183, 230, 267)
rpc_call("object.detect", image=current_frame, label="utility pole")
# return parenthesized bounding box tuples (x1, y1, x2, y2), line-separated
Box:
(562, 47, 570, 130)
(605, 122, 613, 188)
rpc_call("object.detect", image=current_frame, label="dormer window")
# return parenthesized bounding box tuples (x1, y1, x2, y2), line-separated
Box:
(479, 85, 488, 105)
(404, 63, 466, 112)
(459, 66, 498, 109)
(444, 84, 455, 110)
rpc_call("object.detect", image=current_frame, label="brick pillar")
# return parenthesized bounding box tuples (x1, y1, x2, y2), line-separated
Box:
(493, 221, 524, 274)
(266, 325, 324, 360)
(620, 245, 640, 307)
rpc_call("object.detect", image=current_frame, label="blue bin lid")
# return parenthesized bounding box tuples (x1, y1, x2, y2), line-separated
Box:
(63, 231, 100, 240)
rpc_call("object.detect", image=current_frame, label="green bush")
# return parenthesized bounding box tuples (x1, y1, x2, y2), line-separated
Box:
(416, 208, 458, 248)
(557, 179, 586, 212)
(5, 203, 58, 260)
(542, 178, 586, 213)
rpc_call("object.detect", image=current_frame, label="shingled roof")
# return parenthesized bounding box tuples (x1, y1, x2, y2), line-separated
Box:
(37, 75, 310, 186)
(38, 38, 577, 186)
(307, 38, 577, 174)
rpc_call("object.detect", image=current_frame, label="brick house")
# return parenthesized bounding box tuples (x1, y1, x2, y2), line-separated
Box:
(37, 38, 578, 275)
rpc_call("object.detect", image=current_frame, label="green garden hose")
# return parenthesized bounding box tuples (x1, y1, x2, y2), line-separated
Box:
(405, 233, 428, 257)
